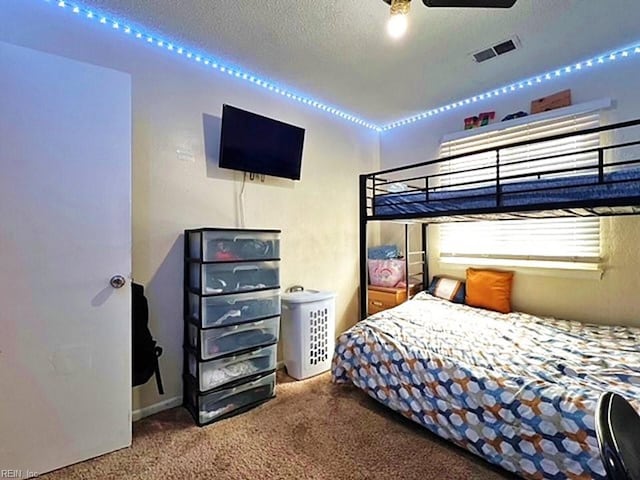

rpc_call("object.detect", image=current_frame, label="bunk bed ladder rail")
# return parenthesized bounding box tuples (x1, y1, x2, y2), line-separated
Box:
(359, 173, 430, 319)
(359, 174, 369, 320)
(404, 223, 409, 303)
(495, 149, 502, 207)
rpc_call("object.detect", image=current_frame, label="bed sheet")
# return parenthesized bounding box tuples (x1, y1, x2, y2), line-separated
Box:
(332, 293, 640, 479)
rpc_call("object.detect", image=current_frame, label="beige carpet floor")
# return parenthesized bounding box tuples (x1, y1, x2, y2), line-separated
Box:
(43, 372, 516, 480)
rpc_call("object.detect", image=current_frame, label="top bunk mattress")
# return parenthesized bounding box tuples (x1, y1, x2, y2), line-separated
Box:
(373, 167, 640, 217)
(332, 292, 640, 479)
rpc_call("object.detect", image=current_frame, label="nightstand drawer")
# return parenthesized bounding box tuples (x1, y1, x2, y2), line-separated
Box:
(368, 287, 407, 314)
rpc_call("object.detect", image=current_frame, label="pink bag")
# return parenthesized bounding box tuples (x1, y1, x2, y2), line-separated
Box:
(368, 259, 405, 288)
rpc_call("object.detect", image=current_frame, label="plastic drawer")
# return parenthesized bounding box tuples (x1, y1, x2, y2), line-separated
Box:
(187, 229, 280, 262)
(187, 289, 281, 328)
(188, 344, 277, 392)
(188, 372, 276, 425)
(189, 261, 279, 295)
(187, 316, 280, 360)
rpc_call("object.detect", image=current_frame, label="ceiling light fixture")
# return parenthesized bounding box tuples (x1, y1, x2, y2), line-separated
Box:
(387, 0, 411, 39)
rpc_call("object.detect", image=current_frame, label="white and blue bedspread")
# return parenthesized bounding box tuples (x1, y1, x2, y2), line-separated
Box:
(332, 293, 640, 479)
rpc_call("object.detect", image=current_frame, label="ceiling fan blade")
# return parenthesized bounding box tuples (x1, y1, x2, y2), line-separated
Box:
(422, 0, 517, 7)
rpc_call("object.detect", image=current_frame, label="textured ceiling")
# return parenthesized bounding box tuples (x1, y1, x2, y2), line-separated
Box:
(79, 0, 640, 123)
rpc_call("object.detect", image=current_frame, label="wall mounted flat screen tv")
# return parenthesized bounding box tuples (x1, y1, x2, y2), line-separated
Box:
(219, 104, 305, 180)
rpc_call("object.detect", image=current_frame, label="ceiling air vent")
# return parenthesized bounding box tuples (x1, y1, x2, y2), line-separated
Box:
(472, 36, 520, 63)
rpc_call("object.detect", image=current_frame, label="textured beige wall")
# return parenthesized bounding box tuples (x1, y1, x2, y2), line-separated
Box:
(1, 2, 380, 411)
(380, 59, 640, 327)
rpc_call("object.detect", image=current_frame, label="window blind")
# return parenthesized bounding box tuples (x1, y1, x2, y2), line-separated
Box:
(439, 112, 602, 266)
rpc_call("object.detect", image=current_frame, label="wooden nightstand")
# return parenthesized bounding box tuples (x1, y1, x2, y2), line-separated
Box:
(367, 284, 421, 315)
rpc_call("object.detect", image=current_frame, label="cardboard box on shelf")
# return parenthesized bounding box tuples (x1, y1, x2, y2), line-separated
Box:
(530, 89, 572, 114)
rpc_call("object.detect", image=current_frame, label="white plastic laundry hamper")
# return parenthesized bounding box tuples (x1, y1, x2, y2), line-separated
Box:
(281, 288, 336, 380)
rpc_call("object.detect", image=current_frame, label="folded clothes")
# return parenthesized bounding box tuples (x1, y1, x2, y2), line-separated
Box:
(207, 239, 275, 261)
(202, 360, 259, 390)
(206, 298, 278, 327)
(212, 309, 243, 325)
(200, 384, 273, 421)
(205, 269, 278, 294)
(206, 330, 275, 357)
(201, 403, 235, 421)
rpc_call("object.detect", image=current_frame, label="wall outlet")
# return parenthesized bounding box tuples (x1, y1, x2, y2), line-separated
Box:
(176, 149, 195, 162)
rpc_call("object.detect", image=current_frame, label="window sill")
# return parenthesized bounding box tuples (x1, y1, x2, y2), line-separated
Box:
(438, 256, 604, 280)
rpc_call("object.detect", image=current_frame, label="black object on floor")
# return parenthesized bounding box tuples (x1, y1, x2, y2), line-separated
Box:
(132, 282, 164, 394)
(596, 392, 640, 480)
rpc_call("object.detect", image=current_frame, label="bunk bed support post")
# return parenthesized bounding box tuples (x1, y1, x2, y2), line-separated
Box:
(425, 176, 429, 202)
(421, 223, 429, 290)
(404, 223, 410, 301)
(495, 149, 502, 207)
(598, 148, 605, 183)
(359, 174, 368, 320)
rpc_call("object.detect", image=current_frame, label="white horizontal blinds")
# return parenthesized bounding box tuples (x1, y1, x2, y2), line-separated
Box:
(439, 113, 601, 188)
(440, 218, 600, 261)
(439, 112, 602, 265)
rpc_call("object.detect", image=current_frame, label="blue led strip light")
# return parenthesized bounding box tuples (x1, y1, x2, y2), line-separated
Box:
(43, 1, 640, 133)
(48, 0, 381, 131)
(381, 43, 640, 131)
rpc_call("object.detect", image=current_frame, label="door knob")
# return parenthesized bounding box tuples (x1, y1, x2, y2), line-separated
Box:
(110, 275, 126, 289)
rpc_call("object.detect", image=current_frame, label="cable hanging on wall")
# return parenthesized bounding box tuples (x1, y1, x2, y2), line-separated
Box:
(239, 172, 247, 228)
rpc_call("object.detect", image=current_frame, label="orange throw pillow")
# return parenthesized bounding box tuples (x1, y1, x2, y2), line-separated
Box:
(465, 268, 514, 314)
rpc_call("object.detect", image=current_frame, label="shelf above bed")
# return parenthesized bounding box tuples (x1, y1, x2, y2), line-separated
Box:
(441, 97, 613, 144)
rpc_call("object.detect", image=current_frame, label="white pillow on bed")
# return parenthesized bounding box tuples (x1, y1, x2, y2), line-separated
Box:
(427, 276, 466, 304)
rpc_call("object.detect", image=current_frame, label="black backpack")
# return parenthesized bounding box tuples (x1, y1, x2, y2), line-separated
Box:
(132, 282, 164, 394)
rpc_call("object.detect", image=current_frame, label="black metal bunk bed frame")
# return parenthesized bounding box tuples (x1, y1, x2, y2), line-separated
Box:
(358, 118, 640, 319)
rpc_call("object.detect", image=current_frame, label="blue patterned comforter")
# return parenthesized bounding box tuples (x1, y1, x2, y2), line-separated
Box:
(374, 168, 640, 216)
(332, 293, 640, 479)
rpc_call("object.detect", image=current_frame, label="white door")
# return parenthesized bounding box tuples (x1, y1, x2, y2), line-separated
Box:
(0, 42, 132, 475)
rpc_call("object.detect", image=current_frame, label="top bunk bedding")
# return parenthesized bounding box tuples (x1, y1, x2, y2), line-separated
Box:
(332, 292, 640, 480)
(366, 117, 640, 221)
(373, 167, 640, 219)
